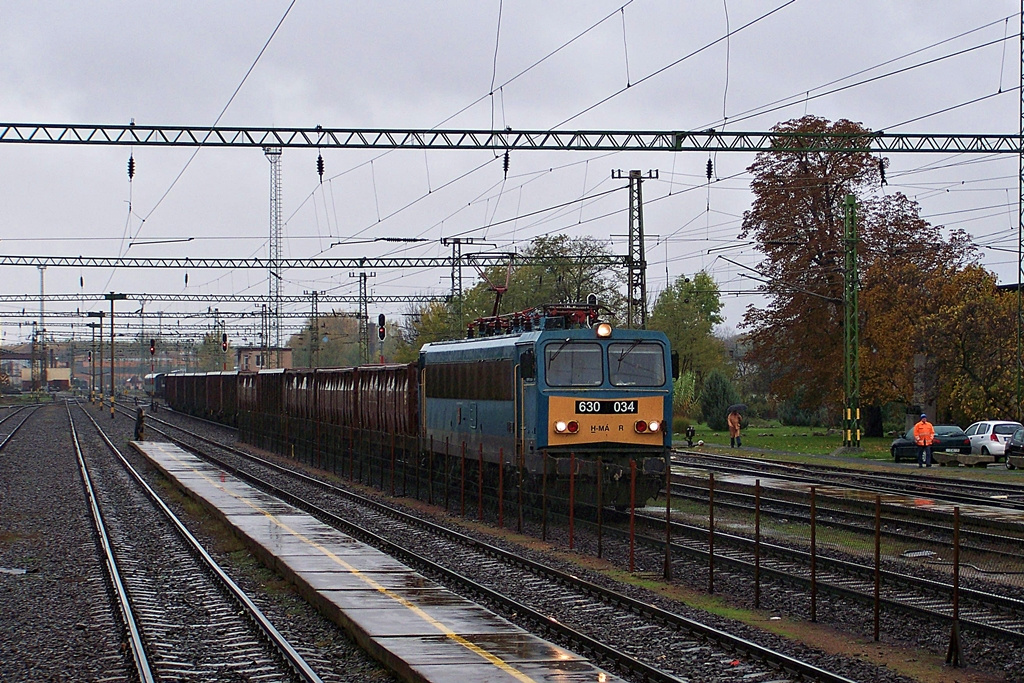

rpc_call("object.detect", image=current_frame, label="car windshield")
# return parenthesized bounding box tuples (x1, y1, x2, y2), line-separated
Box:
(544, 342, 602, 387)
(608, 342, 665, 387)
(995, 423, 1022, 435)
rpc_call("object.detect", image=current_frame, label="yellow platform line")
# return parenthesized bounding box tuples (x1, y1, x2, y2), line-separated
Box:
(163, 449, 538, 683)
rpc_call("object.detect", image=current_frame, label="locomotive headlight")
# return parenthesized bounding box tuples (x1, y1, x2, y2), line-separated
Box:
(648, 420, 660, 433)
(555, 420, 568, 433)
(595, 322, 612, 338)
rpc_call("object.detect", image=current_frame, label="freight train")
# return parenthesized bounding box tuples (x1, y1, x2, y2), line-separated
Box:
(164, 303, 677, 507)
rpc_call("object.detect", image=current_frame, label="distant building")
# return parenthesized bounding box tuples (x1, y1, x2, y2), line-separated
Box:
(236, 347, 292, 371)
(20, 366, 71, 391)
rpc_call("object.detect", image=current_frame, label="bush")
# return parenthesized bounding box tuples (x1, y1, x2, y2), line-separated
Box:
(672, 416, 690, 435)
(672, 371, 697, 417)
(700, 369, 741, 432)
(778, 387, 826, 427)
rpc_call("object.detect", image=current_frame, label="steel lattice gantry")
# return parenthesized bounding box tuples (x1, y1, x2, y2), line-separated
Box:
(0, 293, 440, 304)
(0, 255, 625, 269)
(1, 123, 1021, 153)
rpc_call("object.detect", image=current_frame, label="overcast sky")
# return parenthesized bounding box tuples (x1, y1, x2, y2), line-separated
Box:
(1, 1, 1021, 346)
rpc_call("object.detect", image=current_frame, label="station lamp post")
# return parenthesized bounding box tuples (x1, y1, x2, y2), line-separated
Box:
(104, 292, 127, 419)
(86, 311, 105, 403)
(86, 321, 100, 403)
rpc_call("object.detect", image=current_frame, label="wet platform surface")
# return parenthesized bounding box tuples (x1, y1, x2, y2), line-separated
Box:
(132, 441, 623, 683)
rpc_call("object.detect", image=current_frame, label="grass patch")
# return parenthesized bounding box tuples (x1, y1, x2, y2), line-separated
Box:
(676, 421, 893, 458)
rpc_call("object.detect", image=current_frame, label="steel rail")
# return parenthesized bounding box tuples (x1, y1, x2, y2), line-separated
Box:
(78, 403, 324, 683)
(65, 402, 154, 683)
(0, 406, 36, 452)
(137, 408, 859, 683)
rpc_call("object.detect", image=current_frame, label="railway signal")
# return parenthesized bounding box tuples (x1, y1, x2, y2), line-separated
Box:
(149, 339, 155, 356)
(377, 314, 386, 341)
(221, 333, 228, 352)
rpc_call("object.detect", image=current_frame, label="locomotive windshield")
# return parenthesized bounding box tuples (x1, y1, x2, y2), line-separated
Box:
(608, 342, 665, 387)
(544, 342, 602, 386)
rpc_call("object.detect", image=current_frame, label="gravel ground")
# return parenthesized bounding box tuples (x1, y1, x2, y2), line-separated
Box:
(0, 404, 127, 682)
(0, 401, 397, 683)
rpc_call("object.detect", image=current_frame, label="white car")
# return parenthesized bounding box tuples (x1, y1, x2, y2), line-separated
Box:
(963, 420, 1023, 460)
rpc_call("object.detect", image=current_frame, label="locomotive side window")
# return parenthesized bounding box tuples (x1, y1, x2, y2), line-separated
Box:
(425, 360, 513, 400)
(544, 342, 602, 387)
(608, 342, 665, 386)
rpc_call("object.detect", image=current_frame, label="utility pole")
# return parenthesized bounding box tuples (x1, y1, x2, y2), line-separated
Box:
(441, 237, 480, 334)
(1017, 5, 1024, 421)
(87, 322, 99, 403)
(350, 271, 375, 364)
(87, 311, 104, 403)
(843, 195, 861, 448)
(264, 145, 283, 368)
(38, 266, 47, 390)
(304, 290, 320, 368)
(613, 169, 657, 329)
(105, 292, 126, 419)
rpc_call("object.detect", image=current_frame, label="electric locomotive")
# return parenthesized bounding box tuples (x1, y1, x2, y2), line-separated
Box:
(421, 303, 676, 507)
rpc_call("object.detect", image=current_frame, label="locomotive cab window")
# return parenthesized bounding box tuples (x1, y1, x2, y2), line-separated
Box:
(544, 342, 602, 387)
(608, 342, 665, 386)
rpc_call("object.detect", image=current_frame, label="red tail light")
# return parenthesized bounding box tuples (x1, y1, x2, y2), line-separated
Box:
(567, 420, 579, 434)
(991, 432, 999, 441)
(634, 420, 648, 433)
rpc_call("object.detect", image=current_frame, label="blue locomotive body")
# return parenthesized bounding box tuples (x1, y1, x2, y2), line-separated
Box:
(421, 308, 673, 501)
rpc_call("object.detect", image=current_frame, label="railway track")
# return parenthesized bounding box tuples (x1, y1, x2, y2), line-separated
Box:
(135, 405, 863, 683)
(674, 450, 1024, 511)
(70, 402, 324, 683)
(0, 405, 36, 451)
(667, 476, 1024, 562)
(620, 504, 1024, 643)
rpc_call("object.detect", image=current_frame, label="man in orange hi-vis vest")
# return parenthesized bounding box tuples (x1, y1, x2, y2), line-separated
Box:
(913, 413, 935, 468)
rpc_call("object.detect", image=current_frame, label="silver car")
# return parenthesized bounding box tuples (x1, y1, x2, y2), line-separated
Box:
(964, 420, 1023, 460)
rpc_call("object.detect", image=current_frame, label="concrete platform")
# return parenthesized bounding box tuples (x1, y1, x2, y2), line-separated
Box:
(132, 441, 624, 683)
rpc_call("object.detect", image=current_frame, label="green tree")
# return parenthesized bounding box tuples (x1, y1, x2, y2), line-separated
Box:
(648, 271, 727, 381)
(402, 234, 626, 357)
(700, 369, 741, 431)
(289, 314, 364, 368)
(392, 300, 458, 363)
(196, 332, 228, 371)
(462, 234, 626, 321)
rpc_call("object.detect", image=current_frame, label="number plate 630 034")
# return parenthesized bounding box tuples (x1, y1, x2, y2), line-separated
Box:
(574, 400, 637, 414)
